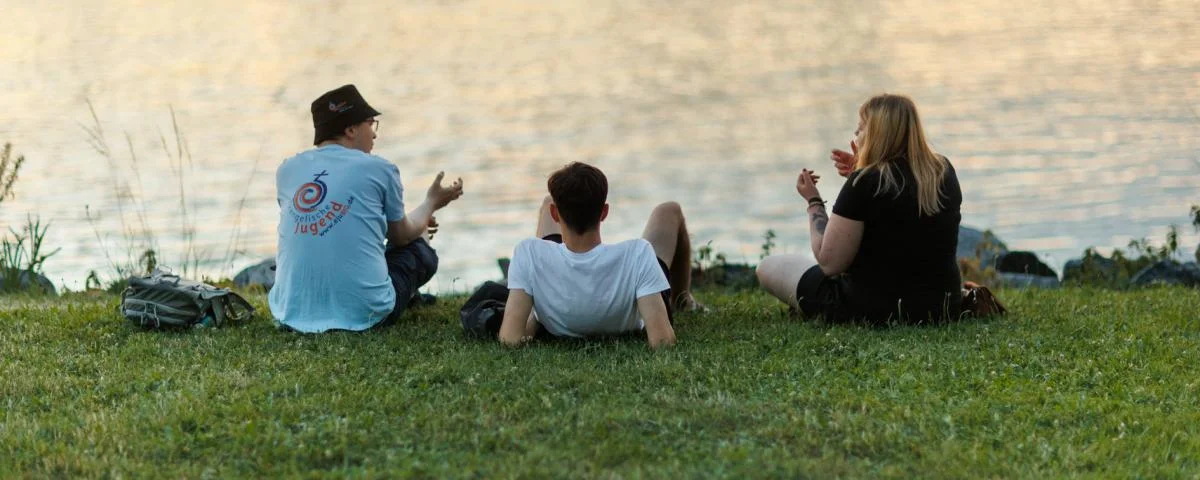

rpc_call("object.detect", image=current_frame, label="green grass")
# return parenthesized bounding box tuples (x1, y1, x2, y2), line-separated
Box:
(1, 288, 1198, 478)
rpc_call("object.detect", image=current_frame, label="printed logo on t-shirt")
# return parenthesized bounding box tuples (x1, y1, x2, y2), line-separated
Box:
(288, 170, 355, 237)
(292, 171, 329, 213)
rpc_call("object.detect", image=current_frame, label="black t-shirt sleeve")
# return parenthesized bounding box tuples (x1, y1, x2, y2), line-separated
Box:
(942, 160, 963, 211)
(832, 170, 875, 221)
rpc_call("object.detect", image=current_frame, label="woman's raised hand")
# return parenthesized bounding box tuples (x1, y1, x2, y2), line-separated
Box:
(830, 140, 857, 177)
(796, 168, 821, 202)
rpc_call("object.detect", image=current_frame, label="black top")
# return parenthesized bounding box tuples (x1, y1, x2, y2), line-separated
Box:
(831, 157, 963, 322)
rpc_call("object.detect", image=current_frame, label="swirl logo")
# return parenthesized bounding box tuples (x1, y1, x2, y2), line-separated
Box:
(292, 171, 329, 213)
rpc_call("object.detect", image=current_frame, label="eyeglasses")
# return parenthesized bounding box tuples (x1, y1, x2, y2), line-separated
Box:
(367, 119, 380, 133)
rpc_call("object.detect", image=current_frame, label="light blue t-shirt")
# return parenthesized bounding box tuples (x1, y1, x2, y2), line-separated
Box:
(268, 144, 406, 332)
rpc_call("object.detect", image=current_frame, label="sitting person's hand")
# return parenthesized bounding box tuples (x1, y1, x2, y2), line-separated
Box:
(830, 140, 857, 177)
(796, 168, 822, 202)
(426, 172, 464, 210)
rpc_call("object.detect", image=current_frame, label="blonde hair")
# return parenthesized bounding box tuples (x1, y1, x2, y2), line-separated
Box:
(853, 94, 948, 216)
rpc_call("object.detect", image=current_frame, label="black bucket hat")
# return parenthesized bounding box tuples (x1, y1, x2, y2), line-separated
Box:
(311, 84, 382, 145)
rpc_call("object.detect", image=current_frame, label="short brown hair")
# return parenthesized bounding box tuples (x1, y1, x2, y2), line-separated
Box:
(547, 162, 608, 234)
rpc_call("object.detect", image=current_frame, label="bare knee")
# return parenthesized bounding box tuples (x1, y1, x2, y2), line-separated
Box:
(756, 255, 791, 285)
(652, 201, 684, 220)
(755, 258, 773, 284)
(756, 255, 800, 307)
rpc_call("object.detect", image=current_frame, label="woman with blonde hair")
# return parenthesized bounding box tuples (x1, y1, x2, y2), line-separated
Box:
(756, 94, 963, 324)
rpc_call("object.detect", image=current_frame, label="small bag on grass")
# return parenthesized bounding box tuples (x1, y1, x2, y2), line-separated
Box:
(120, 268, 255, 329)
(960, 281, 1007, 318)
(459, 280, 509, 339)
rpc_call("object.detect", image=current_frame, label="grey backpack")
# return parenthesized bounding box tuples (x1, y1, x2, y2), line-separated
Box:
(120, 269, 255, 329)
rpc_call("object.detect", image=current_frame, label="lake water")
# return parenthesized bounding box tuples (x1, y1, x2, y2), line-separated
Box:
(1, 0, 1197, 292)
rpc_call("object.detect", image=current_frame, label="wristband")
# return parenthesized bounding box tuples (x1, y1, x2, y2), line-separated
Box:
(807, 197, 826, 207)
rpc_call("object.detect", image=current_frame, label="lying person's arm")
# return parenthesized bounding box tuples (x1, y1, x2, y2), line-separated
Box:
(498, 289, 538, 346)
(636, 294, 676, 349)
(387, 172, 463, 247)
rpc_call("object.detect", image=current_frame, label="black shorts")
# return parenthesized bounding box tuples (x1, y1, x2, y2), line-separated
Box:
(535, 234, 673, 339)
(795, 265, 960, 325)
(795, 265, 855, 323)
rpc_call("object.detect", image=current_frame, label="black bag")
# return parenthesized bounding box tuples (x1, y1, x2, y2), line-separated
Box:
(459, 281, 509, 339)
(120, 269, 256, 329)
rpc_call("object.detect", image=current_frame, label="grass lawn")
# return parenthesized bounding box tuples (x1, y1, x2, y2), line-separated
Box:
(1, 287, 1198, 478)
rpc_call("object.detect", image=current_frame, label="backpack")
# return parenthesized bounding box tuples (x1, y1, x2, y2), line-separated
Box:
(459, 281, 509, 339)
(120, 269, 256, 329)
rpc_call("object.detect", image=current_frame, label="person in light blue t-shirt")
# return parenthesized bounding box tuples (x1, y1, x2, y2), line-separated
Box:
(269, 84, 464, 333)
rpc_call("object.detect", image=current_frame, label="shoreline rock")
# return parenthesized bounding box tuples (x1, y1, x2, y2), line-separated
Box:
(233, 258, 276, 291)
(957, 226, 1008, 270)
(1130, 260, 1200, 287)
(995, 251, 1057, 278)
(0, 268, 57, 295)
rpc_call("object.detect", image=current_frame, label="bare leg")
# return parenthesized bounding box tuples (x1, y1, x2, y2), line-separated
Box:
(535, 195, 561, 239)
(641, 201, 696, 309)
(755, 254, 819, 309)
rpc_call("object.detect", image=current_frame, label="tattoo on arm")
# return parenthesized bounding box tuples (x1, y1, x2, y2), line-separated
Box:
(810, 206, 829, 235)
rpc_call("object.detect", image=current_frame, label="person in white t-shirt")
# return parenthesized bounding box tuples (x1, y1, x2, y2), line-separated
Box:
(498, 162, 700, 349)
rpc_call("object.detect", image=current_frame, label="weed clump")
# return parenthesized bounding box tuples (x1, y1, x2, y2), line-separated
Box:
(0, 144, 58, 295)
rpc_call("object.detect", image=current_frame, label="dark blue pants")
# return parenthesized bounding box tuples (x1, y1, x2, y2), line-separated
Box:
(374, 238, 438, 329)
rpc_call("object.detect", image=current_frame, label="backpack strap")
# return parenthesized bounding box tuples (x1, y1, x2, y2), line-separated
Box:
(120, 285, 161, 328)
(211, 292, 256, 326)
(211, 298, 228, 327)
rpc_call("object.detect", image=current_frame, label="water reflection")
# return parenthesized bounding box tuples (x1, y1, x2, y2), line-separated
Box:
(0, 0, 1196, 291)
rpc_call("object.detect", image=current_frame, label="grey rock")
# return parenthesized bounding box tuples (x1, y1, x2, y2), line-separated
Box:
(958, 226, 1008, 269)
(1062, 256, 1118, 285)
(1130, 260, 1200, 287)
(233, 258, 276, 291)
(996, 251, 1057, 278)
(994, 272, 1061, 289)
(0, 268, 57, 295)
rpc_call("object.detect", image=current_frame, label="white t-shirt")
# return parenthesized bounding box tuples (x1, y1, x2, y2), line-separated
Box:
(506, 237, 671, 337)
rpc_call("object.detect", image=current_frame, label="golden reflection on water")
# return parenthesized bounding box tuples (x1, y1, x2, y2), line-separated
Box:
(0, 0, 1196, 290)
